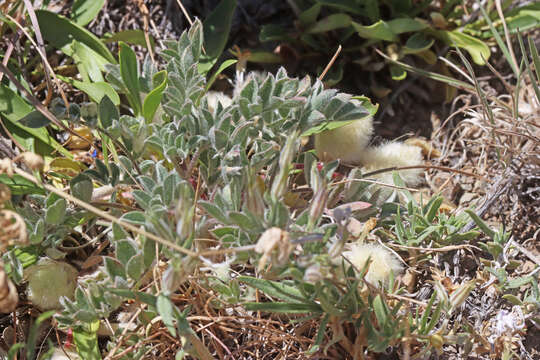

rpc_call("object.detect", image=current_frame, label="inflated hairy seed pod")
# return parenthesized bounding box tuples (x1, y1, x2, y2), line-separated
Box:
(314, 117, 374, 164)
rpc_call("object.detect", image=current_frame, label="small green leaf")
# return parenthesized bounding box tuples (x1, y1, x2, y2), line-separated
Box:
(119, 42, 141, 113)
(306, 13, 352, 34)
(70, 173, 93, 203)
(432, 29, 490, 65)
(18, 110, 50, 128)
(103, 29, 155, 49)
(403, 33, 435, 54)
(390, 64, 407, 80)
(205, 59, 237, 91)
(373, 295, 388, 325)
(98, 95, 119, 128)
(244, 302, 323, 313)
(121, 211, 146, 226)
(157, 294, 177, 337)
(143, 70, 167, 122)
(45, 198, 67, 225)
(352, 20, 396, 41)
(71, 0, 105, 27)
(73, 321, 101, 360)
(126, 253, 145, 280)
(58, 76, 120, 105)
(237, 276, 308, 303)
(465, 210, 496, 238)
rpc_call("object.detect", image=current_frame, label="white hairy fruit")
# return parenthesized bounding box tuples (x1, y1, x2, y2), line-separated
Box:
(314, 117, 374, 164)
(342, 243, 403, 286)
(358, 142, 423, 185)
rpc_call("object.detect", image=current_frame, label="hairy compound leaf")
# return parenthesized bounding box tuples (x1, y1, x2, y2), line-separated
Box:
(45, 198, 67, 225)
(70, 173, 93, 203)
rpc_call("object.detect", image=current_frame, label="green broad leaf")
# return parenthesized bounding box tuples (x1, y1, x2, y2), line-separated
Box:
(58, 75, 119, 105)
(403, 32, 435, 54)
(299, 4, 322, 25)
(45, 198, 67, 225)
(157, 294, 177, 337)
(351, 95, 379, 116)
(432, 30, 490, 65)
(103, 29, 155, 49)
(143, 70, 167, 122)
(18, 110, 50, 128)
(390, 64, 407, 80)
(387, 18, 429, 34)
(244, 302, 323, 314)
(205, 59, 237, 92)
(119, 42, 141, 113)
(237, 276, 308, 303)
(0, 84, 71, 157)
(121, 211, 146, 226)
(0, 174, 45, 195)
(199, 0, 237, 74)
(73, 320, 101, 360)
(315, 0, 363, 14)
(98, 95, 119, 128)
(352, 20, 396, 41)
(71, 0, 105, 27)
(502, 294, 523, 306)
(306, 13, 352, 34)
(70, 173, 93, 203)
(35, 10, 115, 63)
(126, 253, 145, 280)
(506, 7, 540, 33)
(246, 51, 283, 63)
(69, 40, 110, 83)
(373, 295, 388, 325)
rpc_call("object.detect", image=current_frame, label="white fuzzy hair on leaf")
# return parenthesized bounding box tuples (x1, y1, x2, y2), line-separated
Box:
(342, 243, 403, 286)
(314, 117, 374, 164)
(359, 142, 423, 185)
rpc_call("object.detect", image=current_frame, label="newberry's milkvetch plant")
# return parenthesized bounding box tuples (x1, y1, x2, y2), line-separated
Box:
(0, 19, 470, 359)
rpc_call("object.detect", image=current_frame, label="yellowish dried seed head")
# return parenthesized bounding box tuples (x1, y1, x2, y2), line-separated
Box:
(342, 243, 403, 286)
(314, 117, 374, 164)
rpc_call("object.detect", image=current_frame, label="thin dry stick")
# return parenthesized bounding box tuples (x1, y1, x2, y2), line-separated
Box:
(331, 177, 420, 192)
(175, 0, 193, 26)
(318, 45, 342, 82)
(137, 0, 155, 64)
(495, 0, 519, 74)
(362, 164, 489, 182)
(387, 243, 481, 253)
(104, 308, 142, 360)
(13, 166, 197, 257)
(22, 0, 54, 105)
(5, 13, 70, 108)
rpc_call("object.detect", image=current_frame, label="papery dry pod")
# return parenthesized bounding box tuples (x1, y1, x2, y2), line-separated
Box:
(0, 210, 28, 251)
(255, 227, 293, 271)
(0, 158, 14, 177)
(0, 263, 18, 313)
(0, 184, 10, 205)
(15, 152, 44, 171)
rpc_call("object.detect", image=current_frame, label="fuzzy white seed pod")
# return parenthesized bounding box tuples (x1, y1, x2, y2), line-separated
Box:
(358, 142, 423, 185)
(206, 91, 232, 114)
(314, 117, 374, 164)
(342, 243, 403, 286)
